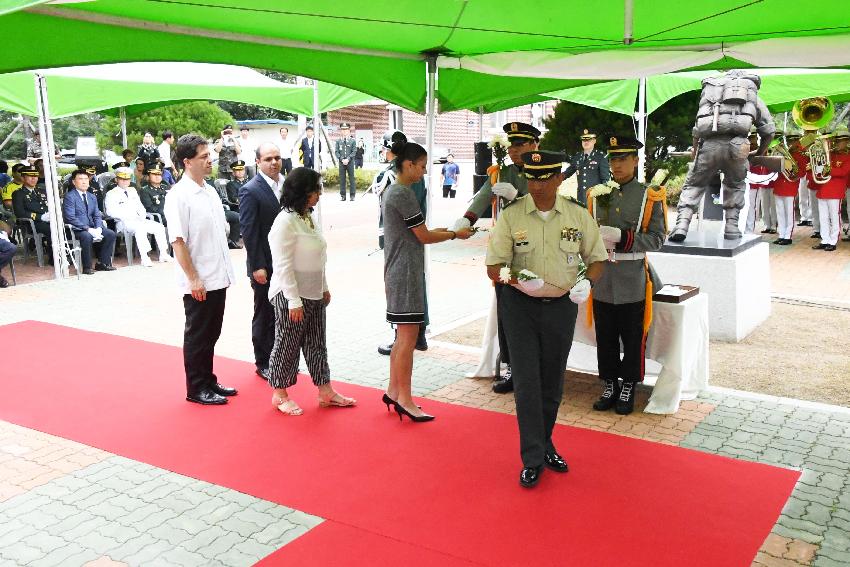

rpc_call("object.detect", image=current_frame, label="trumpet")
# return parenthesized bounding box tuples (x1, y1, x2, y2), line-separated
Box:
(768, 139, 800, 182)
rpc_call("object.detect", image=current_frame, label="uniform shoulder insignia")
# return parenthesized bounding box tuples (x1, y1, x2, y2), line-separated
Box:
(503, 195, 526, 209)
(564, 196, 584, 207)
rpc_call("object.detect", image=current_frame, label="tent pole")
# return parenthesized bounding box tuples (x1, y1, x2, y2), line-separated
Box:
(0, 120, 23, 152)
(478, 106, 484, 141)
(424, 55, 437, 327)
(120, 106, 127, 149)
(636, 77, 646, 182)
(313, 80, 324, 230)
(34, 74, 69, 279)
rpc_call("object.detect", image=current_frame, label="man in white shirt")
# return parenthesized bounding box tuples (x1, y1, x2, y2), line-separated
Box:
(105, 168, 172, 267)
(158, 130, 174, 173)
(237, 126, 256, 178)
(164, 134, 238, 405)
(276, 127, 295, 176)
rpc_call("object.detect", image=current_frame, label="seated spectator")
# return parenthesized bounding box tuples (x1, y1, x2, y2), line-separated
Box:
(132, 158, 147, 190)
(121, 148, 135, 164)
(105, 167, 172, 267)
(62, 169, 117, 275)
(0, 160, 10, 189)
(0, 221, 13, 287)
(224, 160, 247, 212)
(208, 175, 242, 249)
(139, 165, 169, 222)
(137, 132, 160, 169)
(13, 165, 50, 238)
(1, 163, 24, 210)
(85, 167, 107, 213)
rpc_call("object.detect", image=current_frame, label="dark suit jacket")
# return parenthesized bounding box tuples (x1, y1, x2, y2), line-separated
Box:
(62, 190, 104, 230)
(239, 174, 280, 277)
(301, 137, 319, 169)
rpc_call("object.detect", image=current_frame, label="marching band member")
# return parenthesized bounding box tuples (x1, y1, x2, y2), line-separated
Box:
(813, 126, 850, 252)
(745, 130, 778, 234)
(772, 132, 807, 245)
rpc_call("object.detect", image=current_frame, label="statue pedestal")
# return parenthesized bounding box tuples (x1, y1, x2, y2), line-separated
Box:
(648, 223, 770, 342)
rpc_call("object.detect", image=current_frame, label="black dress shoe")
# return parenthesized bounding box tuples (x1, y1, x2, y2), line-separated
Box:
(256, 367, 268, 380)
(95, 263, 116, 271)
(812, 243, 827, 250)
(0, 275, 7, 288)
(340, 196, 346, 201)
(615, 382, 636, 415)
(415, 326, 428, 351)
(811, 232, 821, 239)
(492, 366, 514, 394)
(211, 383, 238, 396)
(824, 244, 837, 252)
(82, 268, 95, 275)
(228, 240, 243, 249)
(544, 451, 569, 473)
(592, 379, 619, 411)
(186, 390, 227, 405)
(519, 466, 542, 488)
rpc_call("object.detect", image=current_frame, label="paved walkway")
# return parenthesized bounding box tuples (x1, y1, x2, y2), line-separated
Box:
(2, 190, 850, 566)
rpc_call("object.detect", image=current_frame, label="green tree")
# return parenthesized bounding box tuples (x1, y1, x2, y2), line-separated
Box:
(96, 101, 234, 154)
(541, 91, 700, 180)
(216, 69, 298, 121)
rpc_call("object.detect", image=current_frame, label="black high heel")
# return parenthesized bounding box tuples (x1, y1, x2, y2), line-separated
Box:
(394, 403, 435, 423)
(382, 393, 420, 411)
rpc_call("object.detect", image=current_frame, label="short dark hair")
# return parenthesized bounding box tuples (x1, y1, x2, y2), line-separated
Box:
(280, 127, 289, 134)
(71, 169, 88, 180)
(305, 125, 314, 131)
(11, 163, 25, 174)
(135, 158, 146, 165)
(162, 130, 173, 141)
(391, 140, 428, 172)
(175, 134, 208, 166)
(281, 167, 321, 214)
(122, 149, 134, 158)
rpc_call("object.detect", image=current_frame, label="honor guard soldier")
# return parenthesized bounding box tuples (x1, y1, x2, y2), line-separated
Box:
(139, 164, 169, 221)
(564, 129, 611, 205)
(486, 150, 607, 488)
(335, 123, 358, 201)
(586, 136, 666, 415)
(454, 121, 540, 394)
(225, 160, 247, 212)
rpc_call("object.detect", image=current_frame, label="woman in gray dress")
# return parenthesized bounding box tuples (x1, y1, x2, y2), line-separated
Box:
(381, 141, 472, 422)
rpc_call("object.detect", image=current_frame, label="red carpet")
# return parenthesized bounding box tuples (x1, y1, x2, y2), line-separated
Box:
(2, 321, 799, 567)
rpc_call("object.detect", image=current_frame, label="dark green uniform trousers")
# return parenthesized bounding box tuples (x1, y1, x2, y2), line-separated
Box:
(500, 286, 577, 467)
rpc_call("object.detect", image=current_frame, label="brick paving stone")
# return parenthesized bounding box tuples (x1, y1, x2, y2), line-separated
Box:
(32, 542, 89, 567)
(196, 530, 246, 560)
(156, 546, 211, 567)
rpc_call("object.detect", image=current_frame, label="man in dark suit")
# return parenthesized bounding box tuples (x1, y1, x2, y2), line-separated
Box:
(239, 142, 284, 376)
(62, 169, 117, 274)
(300, 125, 320, 170)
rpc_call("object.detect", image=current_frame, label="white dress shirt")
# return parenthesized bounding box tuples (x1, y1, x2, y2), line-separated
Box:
(164, 176, 235, 294)
(277, 137, 294, 160)
(268, 209, 327, 309)
(157, 141, 173, 168)
(259, 170, 284, 202)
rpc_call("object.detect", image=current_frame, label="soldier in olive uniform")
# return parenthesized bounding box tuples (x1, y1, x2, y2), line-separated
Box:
(587, 136, 666, 415)
(335, 123, 358, 201)
(564, 129, 611, 205)
(225, 160, 247, 212)
(454, 122, 540, 394)
(486, 150, 608, 488)
(17, 164, 51, 237)
(139, 165, 169, 222)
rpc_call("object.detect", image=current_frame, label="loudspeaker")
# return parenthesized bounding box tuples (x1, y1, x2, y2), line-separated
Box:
(473, 142, 492, 176)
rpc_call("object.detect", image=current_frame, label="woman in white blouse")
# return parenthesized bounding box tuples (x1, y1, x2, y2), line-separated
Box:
(266, 167, 356, 415)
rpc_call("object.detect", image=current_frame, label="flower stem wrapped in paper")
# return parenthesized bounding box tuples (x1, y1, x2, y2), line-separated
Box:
(499, 266, 544, 293)
(487, 134, 509, 185)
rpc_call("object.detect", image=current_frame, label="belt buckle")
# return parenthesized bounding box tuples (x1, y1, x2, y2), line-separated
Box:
(541, 297, 553, 304)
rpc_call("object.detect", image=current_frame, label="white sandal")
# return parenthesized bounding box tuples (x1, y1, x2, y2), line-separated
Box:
(273, 397, 303, 416)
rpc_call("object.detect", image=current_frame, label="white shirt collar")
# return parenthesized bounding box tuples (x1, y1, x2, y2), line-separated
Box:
(259, 170, 282, 190)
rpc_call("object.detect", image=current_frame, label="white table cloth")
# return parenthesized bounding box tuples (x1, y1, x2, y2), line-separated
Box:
(469, 290, 710, 414)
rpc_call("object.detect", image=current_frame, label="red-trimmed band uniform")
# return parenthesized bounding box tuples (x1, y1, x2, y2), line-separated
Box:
(772, 149, 808, 243)
(813, 149, 850, 249)
(745, 164, 777, 234)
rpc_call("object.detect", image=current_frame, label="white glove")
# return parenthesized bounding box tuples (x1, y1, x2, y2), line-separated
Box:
(599, 225, 622, 245)
(518, 278, 544, 293)
(491, 182, 518, 200)
(40, 212, 50, 222)
(569, 279, 592, 304)
(452, 217, 471, 232)
(87, 227, 103, 242)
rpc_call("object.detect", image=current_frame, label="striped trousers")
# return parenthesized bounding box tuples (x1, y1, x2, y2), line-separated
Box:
(267, 293, 330, 389)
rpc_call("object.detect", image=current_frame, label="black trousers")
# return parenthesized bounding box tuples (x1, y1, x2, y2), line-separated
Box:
(442, 185, 457, 198)
(182, 288, 227, 396)
(501, 287, 576, 468)
(592, 300, 646, 383)
(494, 283, 511, 366)
(74, 227, 117, 268)
(282, 158, 293, 175)
(251, 279, 275, 371)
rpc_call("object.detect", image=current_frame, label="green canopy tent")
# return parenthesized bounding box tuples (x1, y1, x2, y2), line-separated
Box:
(6, 1, 850, 279)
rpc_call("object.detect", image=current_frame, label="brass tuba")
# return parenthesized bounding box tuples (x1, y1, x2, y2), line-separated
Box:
(792, 97, 834, 184)
(768, 138, 800, 182)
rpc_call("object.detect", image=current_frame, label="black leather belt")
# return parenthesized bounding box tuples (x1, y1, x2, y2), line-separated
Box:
(508, 285, 569, 303)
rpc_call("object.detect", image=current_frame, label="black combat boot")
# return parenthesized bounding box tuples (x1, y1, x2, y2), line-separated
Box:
(492, 365, 513, 393)
(377, 328, 397, 356)
(615, 381, 636, 415)
(592, 379, 619, 411)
